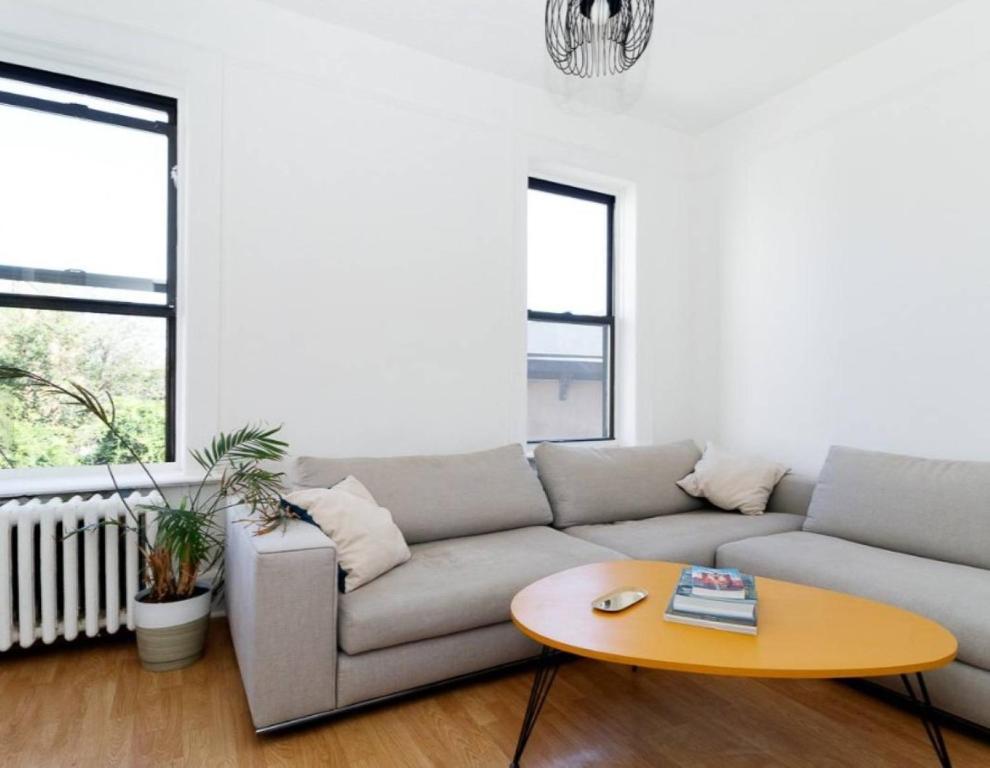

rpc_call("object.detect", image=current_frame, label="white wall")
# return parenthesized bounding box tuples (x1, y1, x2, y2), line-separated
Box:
(13, 0, 985, 488)
(0, 0, 695, 485)
(692, 0, 990, 474)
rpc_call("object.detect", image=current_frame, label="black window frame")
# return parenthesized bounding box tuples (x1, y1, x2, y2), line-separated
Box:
(0, 61, 178, 462)
(527, 177, 616, 444)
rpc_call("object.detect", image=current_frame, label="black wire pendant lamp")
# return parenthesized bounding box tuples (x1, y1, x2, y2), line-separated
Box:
(546, 0, 655, 78)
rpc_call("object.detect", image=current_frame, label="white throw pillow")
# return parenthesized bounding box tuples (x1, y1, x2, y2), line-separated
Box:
(676, 443, 789, 516)
(286, 476, 410, 592)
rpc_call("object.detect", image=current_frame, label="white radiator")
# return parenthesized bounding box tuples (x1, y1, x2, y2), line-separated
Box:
(0, 491, 162, 651)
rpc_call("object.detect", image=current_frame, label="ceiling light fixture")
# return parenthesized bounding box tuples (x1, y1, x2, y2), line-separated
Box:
(546, 0, 655, 78)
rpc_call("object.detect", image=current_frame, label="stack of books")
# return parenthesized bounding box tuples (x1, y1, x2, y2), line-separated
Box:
(663, 566, 758, 635)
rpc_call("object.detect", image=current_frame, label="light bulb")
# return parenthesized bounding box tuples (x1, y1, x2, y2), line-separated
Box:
(590, 0, 610, 27)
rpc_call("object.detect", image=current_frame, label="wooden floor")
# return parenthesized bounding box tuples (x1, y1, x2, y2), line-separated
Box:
(1, 620, 988, 767)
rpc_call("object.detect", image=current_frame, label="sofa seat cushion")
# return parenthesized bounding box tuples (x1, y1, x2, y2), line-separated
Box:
(564, 511, 805, 566)
(338, 526, 626, 655)
(717, 531, 990, 671)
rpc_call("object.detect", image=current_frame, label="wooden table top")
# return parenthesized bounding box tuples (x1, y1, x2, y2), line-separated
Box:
(511, 560, 957, 679)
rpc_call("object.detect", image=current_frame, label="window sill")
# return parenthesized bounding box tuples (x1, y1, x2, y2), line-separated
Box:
(0, 464, 209, 500)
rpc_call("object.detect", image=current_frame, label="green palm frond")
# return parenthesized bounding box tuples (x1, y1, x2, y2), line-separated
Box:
(2, 366, 292, 602)
(190, 424, 288, 472)
(189, 424, 288, 512)
(0, 367, 112, 424)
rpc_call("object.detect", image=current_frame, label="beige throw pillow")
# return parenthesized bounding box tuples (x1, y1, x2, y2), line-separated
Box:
(676, 443, 789, 516)
(286, 476, 411, 592)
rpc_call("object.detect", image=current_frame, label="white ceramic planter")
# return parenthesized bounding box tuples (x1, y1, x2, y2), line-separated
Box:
(133, 583, 212, 672)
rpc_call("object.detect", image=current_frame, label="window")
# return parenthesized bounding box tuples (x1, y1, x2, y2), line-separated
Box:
(0, 62, 177, 469)
(527, 178, 615, 443)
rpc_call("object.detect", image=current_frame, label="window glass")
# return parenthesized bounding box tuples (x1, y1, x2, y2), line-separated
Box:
(526, 179, 614, 443)
(0, 102, 169, 304)
(0, 63, 176, 469)
(527, 320, 610, 442)
(0, 308, 167, 468)
(527, 188, 608, 316)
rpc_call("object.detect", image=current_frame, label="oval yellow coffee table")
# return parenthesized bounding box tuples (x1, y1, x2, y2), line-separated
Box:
(509, 560, 957, 767)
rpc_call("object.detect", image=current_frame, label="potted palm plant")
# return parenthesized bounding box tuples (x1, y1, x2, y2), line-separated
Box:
(0, 367, 289, 671)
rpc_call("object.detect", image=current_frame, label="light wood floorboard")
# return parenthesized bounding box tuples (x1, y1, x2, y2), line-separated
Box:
(1, 619, 987, 767)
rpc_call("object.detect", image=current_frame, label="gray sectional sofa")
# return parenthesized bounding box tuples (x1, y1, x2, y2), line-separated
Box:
(225, 440, 989, 734)
(225, 444, 627, 730)
(717, 445, 990, 730)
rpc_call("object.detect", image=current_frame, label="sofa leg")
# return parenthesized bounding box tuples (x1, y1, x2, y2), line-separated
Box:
(901, 673, 953, 767)
(509, 646, 560, 767)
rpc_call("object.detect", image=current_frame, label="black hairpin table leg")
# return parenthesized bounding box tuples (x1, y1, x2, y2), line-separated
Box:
(510, 646, 561, 768)
(901, 673, 953, 767)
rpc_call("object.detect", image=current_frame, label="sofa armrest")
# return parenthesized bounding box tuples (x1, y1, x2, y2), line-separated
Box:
(225, 508, 338, 730)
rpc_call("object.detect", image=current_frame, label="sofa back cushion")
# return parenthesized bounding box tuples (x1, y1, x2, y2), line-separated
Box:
(534, 440, 705, 528)
(291, 444, 552, 544)
(766, 474, 817, 516)
(804, 446, 990, 569)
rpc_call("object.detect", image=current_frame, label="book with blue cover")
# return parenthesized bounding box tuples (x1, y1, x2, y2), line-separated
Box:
(672, 567, 758, 620)
(664, 566, 759, 634)
(690, 566, 747, 599)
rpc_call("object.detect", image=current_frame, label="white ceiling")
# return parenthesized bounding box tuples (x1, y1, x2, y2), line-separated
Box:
(262, 0, 963, 133)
